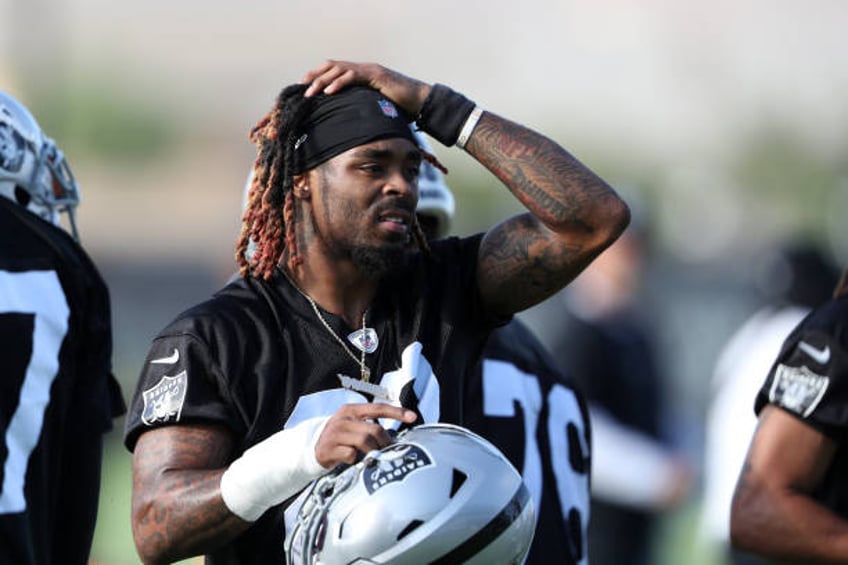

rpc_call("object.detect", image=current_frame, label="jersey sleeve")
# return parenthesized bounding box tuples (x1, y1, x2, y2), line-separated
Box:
(755, 301, 848, 440)
(123, 328, 240, 451)
(75, 252, 126, 428)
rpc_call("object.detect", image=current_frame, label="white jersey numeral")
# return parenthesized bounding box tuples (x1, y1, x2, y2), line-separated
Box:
(481, 359, 590, 565)
(547, 382, 590, 564)
(0, 271, 69, 514)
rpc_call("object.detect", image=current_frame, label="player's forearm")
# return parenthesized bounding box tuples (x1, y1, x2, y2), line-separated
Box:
(731, 483, 848, 563)
(467, 113, 629, 312)
(132, 469, 249, 565)
(466, 112, 628, 244)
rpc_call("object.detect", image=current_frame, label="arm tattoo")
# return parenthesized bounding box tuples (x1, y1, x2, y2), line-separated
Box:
(474, 118, 608, 229)
(133, 426, 246, 563)
(468, 113, 627, 313)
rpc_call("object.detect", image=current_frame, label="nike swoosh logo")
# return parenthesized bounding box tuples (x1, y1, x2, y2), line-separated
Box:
(798, 341, 830, 365)
(150, 348, 180, 365)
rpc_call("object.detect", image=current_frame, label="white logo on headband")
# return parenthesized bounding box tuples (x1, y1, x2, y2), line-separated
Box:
(378, 99, 399, 118)
(294, 133, 308, 151)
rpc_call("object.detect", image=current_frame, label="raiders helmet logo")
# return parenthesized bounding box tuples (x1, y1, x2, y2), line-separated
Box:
(362, 443, 432, 494)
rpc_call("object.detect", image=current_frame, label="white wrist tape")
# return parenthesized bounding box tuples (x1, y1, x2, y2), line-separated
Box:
(220, 416, 329, 522)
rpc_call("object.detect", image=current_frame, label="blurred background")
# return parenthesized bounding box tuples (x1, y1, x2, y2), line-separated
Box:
(2, 0, 847, 563)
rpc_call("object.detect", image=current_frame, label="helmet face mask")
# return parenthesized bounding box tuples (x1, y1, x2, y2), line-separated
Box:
(286, 423, 536, 565)
(0, 91, 81, 239)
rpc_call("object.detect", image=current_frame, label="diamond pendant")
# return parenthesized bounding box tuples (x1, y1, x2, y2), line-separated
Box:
(348, 327, 379, 354)
(361, 366, 371, 383)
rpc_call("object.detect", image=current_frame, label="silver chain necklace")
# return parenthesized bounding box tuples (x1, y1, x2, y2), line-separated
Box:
(282, 269, 371, 382)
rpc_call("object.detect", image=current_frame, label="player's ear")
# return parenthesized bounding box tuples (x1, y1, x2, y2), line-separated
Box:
(292, 174, 311, 199)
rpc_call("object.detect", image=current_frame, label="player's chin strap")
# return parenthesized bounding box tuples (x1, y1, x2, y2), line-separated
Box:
(220, 416, 329, 522)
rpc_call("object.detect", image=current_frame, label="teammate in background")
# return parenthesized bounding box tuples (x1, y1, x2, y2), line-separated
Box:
(124, 60, 629, 564)
(414, 130, 592, 565)
(730, 268, 848, 563)
(702, 244, 839, 564)
(548, 219, 694, 565)
(0, 91, 125, 564)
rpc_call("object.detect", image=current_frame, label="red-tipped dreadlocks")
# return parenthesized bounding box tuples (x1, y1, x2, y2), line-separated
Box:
(236, 85, 313, 280)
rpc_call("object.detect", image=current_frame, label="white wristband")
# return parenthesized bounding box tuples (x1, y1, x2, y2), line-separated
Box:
(456, 106, 483, 149)
(220, 416, 329, 522)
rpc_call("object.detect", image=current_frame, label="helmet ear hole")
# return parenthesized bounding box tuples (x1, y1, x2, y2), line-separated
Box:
(14, 184, 30, 206)
(397, 519, 424, 541)
(450, 469, 467, 498)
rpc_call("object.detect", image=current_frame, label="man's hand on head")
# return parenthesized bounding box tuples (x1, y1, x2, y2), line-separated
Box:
(301, 60, 431, 117)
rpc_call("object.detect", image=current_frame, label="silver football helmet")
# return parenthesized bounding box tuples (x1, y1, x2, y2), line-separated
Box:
(0, 90, 81, 239)
(411, 128, 454, 239)
(286, 423, 535, 565)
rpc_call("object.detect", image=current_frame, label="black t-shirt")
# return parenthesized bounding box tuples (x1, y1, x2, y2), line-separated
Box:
(0, 197, 124, 565)
(555, 310, 663, 439)
(463, 319, 592, 565)
(755, 295, 848, 517)
(124, 234, 502, 564)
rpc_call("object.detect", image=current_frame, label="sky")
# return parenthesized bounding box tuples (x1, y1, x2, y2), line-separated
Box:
(2, 0, 847, 267)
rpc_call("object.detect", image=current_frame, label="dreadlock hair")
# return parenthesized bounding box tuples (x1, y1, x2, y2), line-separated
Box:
(236, 84, 447, 280)
(236, 84, 313, 280)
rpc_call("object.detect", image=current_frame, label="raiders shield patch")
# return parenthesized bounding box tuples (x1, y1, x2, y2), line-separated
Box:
(141, 371, 188, 425)
(768, 363, 829, 418)
(363, 443, 432, 494)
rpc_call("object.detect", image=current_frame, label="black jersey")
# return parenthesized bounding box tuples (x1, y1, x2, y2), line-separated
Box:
(124, 234, 502, 564)
(755, 295, 848, 518)
(0, 197, 124, 565)
(462, 319, 591, 565)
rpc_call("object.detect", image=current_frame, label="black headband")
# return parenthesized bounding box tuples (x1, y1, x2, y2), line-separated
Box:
(293, 86, 417, 173)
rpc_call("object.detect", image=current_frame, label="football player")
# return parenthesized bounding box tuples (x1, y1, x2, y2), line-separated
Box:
(124, 60, 629, 564)
(0, 90, 125, 564)
(703, 244, 838, 565)
(414, 129, 592, 565)
(730, 269, 848, 562)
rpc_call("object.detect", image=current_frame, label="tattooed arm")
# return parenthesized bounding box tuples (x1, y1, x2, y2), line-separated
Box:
(730, 405, 848, 563)
(301, 60, 630, 316)
(131, 424, 246, 565)
(464, 113, 629, 315)
(131, 403, 417, 564)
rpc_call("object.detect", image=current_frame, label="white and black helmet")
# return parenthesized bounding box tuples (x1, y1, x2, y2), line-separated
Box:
(411, 128, 454, 239)
(0, 90, 81, 239)
(286, 423, 535, 565)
